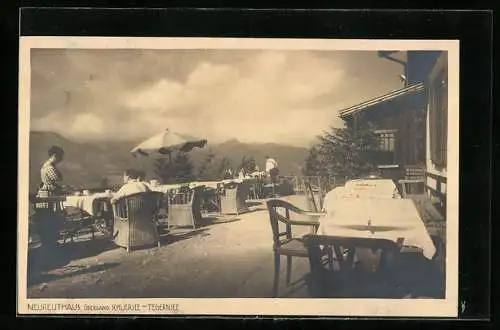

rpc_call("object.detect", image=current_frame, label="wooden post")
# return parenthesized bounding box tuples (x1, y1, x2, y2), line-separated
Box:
(318, 176, 324, 210)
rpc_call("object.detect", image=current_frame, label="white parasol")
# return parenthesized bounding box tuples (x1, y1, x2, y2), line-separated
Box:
(131, 128, 207, 158)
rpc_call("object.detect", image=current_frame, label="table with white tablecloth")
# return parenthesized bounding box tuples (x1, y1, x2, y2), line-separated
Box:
(64, 192, 113, 216)
(318, 197, 436, 259)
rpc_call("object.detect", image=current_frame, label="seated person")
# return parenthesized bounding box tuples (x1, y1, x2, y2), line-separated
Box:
(110, 169, 151, 203)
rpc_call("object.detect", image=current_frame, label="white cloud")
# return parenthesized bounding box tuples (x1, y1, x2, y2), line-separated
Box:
(31, 49, 404, 146)
(124, 79, 186, 111)
(186, 62, 239, 87)
(32, 112, 106, 139)
(118, 51, 349, 146)
(70, 113, 106, 135)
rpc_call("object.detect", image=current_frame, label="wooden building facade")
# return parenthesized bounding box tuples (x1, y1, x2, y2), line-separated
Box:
(425, 52, 448, 209)
(338, 51, 443, 183)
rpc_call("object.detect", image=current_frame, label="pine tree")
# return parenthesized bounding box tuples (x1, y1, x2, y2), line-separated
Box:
(170, 152, 195, 183)
(305, 121, 379, 180)
(154, 158, 168, 183)
(154, 152, 195, 184)
(303, 146, 323, 176)
(197, 150, 217, 180)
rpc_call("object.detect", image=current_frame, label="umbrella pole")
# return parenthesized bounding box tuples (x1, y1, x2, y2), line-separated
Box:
(168, 152, 172, 184)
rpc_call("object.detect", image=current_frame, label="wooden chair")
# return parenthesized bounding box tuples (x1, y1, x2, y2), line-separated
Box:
(111, 192, 161, 252)
(399, 166, 426, 198)
(304, 181, 321, 212)
(303, 234, 406, 298)
(248, 182, 260, 200)
(167, 186, 203, 229)
(266, 199, 325, 297)
(60, 206, 96, 243)
(220, 181, 250, 215)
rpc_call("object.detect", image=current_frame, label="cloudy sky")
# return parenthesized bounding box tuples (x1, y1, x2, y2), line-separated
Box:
(30, 48, 405, 147)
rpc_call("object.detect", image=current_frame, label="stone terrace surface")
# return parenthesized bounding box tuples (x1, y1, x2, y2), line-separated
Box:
(27, 194, 317, 299)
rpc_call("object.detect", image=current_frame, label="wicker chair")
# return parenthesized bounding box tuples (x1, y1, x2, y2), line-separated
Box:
(111, 192, 161, 252)
(167, 186, 203, 229)
(266, 199, 326, 297)
(220, 181, 250, 215)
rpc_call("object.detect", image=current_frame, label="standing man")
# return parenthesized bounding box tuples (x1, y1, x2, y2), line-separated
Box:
(265, 156, 279, 196)
(35, 146, 67, 265)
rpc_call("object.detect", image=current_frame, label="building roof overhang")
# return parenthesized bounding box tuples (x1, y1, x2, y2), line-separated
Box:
(338, 82, 425, 119)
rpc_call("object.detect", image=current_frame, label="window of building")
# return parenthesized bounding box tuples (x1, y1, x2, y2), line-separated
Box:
(373, 129, 398, 165)
(374, 129, 397, 152)
(428, 56, 448, 168)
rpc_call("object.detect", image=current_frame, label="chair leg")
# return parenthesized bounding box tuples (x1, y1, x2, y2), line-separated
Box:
(91, 227, 95, 240)
(273, 252, 280, 297)
(327, 247, 334, 270)
(286, 256, 292, 285)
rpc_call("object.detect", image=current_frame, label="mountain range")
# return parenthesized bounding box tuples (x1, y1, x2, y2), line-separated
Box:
(28, 131, 310, 192)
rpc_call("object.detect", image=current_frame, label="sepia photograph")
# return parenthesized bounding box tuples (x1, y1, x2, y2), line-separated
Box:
(18, 37, 459, 316)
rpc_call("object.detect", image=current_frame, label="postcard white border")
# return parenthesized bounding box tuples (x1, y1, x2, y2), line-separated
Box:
(18, 37, 460, 317)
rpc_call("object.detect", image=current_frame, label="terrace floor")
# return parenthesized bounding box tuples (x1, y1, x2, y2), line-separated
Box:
(27, 195, 315, 299)
(26, 193, 445, 300)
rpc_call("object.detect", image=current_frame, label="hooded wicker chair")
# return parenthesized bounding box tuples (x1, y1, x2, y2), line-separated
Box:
(112, 192, 161, 252)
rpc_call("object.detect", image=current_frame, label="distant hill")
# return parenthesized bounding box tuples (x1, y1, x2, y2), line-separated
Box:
(27, 131, 310, 193)
(189, 138, 309, 176)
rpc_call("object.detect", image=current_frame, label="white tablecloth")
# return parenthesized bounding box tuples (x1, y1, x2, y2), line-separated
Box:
(150, 178, 257, 193)
(191, 181, 220, 189)
(343, 179, 400, 199)
(150, 183, 190, 194)
(193, 178, 257, 190)
(65, 192, 112, 216)
(318, 198, 436, 259)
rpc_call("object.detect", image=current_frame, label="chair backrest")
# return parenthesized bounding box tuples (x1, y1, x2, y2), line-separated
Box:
(224, 181, 239, 190)
(405, 166, 425, 180)
(32, 195, 67, 214)
(303, 234, 402, 272)
(304, 181, 319, 212)
(112, 192, 158, 220)
(266, 199, 310, 246)
(168, 186, 194, 205)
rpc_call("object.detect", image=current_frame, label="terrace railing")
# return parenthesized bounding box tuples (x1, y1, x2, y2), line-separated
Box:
(280, 175, 347, 195)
